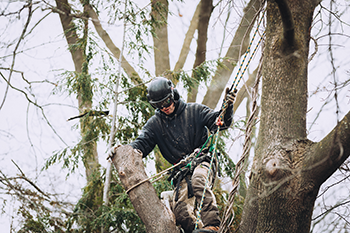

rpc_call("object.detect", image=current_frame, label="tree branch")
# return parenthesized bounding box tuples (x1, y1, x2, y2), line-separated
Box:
(187, 0, 213, 102)
(0, 72, 68, 146)
(306, 111, 350, 186)
(84, 3, 142, 85)
(152, 0, 171, 77)
(55, 0, 84, 73)
(173, 2, 201, 83)
(0, 2, 32, 111)
(273, 0, 295, 50)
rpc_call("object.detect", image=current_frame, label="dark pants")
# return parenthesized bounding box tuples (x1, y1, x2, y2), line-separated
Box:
(171, 161, 221, 233)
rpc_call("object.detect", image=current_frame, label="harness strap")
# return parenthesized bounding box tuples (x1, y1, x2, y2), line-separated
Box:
(174, 171, 183, 202)
(172, 151, 217, 201)
(185, 175, 194, 199)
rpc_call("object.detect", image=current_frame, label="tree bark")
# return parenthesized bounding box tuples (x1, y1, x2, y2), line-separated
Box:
(239, 0, 335, 232)
(187, 0, 213, 103)
(306, 111, 350, 186)
(202, 0, 262, 108)
(152, 0, 171, 77)
(56, 0, 99, 181)
(112, 145, 179, 233)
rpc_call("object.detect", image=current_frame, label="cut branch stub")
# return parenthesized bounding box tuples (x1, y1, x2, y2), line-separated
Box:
(266, 158, 279, 177)
(112, 145, 179, 233)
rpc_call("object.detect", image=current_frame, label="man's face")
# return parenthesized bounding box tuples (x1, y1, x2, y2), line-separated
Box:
(160, 102, 175, 115)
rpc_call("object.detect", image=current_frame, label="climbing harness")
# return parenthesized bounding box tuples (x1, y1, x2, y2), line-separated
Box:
(125, 154, 194, 194)
(168, 134, 219, 202)
(125, 132, 219, 195)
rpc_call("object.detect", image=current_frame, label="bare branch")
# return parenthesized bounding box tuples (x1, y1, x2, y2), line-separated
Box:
(312, 199, 350, 221)
(84, 3, 143, 85)
(0, 2, 33, 111)
(0, 72, 68, 146)
(187, 0, 213, 102)
(11, 160, 51, 198)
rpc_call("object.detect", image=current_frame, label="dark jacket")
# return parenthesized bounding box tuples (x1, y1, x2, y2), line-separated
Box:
(130, 99, 233, 164)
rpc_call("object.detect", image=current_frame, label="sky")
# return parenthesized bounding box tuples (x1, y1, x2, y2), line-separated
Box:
(1, 0, 350, 232)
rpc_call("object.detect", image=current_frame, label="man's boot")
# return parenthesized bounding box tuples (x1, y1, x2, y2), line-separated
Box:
(192, 226, 219, 233)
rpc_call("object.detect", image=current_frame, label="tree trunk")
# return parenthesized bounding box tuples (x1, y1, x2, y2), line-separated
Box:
(56, 0, 99, 182)
(237, 0, 349, 232)
(152, 0, 171, 77)
(187, 0, 213, 102)
(85, 3, 143, 85)
(173, 2, 201, 82)
(112, 145, 180, 233)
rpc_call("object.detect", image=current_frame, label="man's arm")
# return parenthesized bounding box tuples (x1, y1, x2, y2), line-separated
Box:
(129, 122, 157, 158)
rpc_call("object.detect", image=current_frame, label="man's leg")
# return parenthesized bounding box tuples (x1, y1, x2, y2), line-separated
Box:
(192, 162, 221, 228)
(172, 177, 203, 233)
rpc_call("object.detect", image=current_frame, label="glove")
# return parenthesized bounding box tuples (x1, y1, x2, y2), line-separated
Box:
(224, 87, 237, 105)
(107, 145, 121, 160)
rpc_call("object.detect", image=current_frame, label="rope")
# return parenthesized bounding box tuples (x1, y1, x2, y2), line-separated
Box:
(127, 10, 265, 230)
(233, 30, 265, 92)
(228, 9, 265, 93)
(125, 132, 214, 194)
(219, 58, 263, 233)
(125, 153, 195, 194)
(217, 11, 265, 126)
(192, 11, 266, 229)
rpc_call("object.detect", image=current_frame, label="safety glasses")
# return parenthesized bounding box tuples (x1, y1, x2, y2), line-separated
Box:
(151, 96, 173, 109)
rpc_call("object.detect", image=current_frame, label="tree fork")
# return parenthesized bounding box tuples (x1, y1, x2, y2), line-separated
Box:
(273, 0, 295, 52)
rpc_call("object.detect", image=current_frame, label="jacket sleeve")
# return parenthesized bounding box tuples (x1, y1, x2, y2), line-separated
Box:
(200, 103, 233, 132)
(129, 119, 157, 158)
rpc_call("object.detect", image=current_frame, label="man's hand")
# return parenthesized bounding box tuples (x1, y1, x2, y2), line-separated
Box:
(225, 87, 237, 105)
(107, 145, 121, 160)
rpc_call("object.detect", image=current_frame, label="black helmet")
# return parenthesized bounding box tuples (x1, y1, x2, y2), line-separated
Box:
(147, 77, 178, 109)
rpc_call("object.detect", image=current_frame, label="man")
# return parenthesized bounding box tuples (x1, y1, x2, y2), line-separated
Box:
(130, 77, 234, 233)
